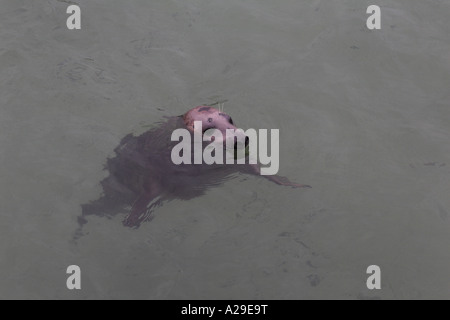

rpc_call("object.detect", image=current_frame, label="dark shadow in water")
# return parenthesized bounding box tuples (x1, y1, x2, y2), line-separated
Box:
(76, 108, 309, 240)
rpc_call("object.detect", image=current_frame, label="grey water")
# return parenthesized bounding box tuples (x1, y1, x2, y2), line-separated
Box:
(0, 0, 449, 299)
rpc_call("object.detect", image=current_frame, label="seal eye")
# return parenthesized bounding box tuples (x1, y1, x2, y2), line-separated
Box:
(229, 117, 234, 125)
(208, 118, 213, 123)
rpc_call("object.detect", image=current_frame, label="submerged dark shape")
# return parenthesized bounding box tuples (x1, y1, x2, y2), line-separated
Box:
(77, 106, 310, 236)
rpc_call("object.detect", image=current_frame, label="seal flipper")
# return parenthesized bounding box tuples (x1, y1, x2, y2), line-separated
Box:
(123, 184, 163, 228)
(241, 163, 312, 189)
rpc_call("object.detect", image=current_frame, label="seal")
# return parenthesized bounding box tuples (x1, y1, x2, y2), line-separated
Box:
(77, 106, 310, 236)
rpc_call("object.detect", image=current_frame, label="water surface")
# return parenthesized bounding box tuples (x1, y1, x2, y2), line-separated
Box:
(0, 0, 449, 299)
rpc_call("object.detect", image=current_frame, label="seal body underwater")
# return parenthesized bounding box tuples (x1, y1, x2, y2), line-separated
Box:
(78, 106, 310, 236)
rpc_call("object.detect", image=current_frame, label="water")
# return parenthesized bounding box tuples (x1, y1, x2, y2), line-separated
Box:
(0, 0, 449, 299)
